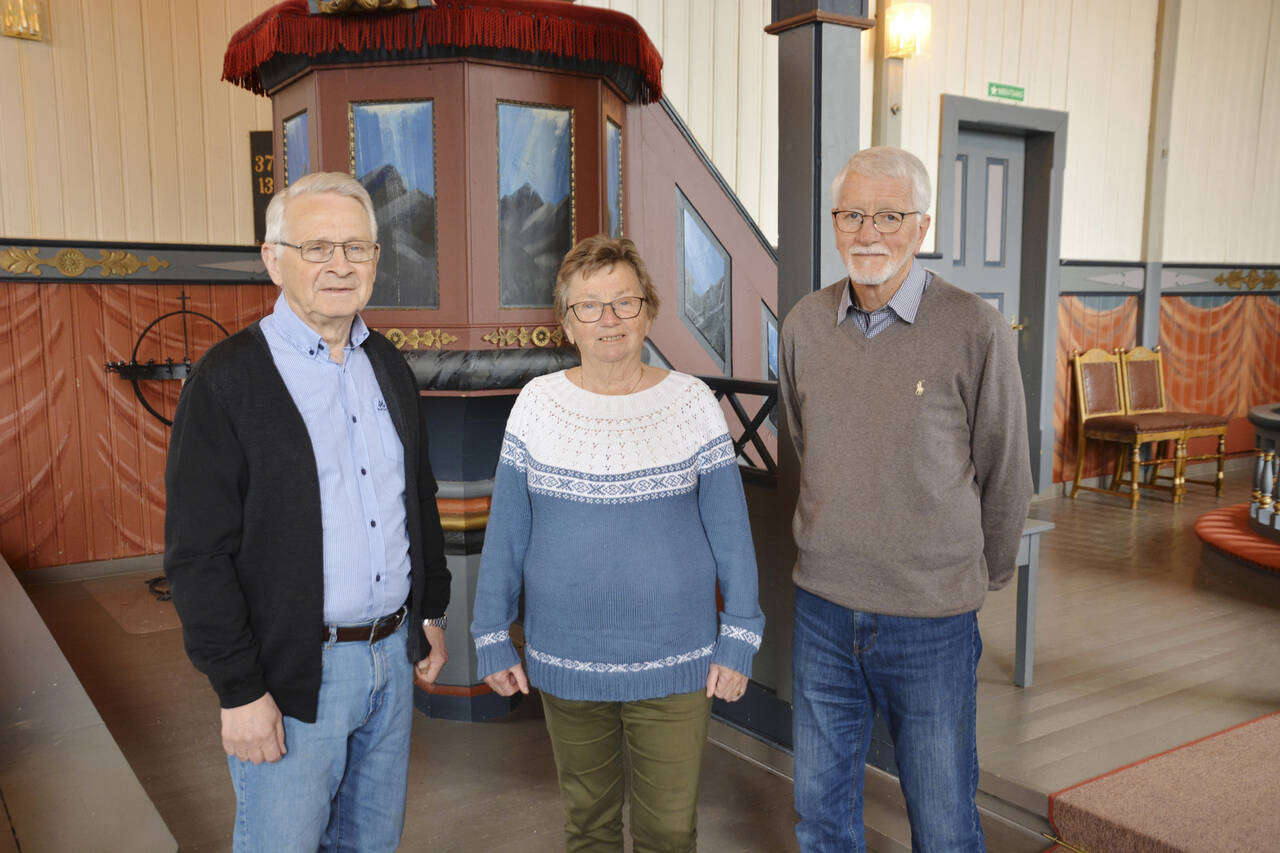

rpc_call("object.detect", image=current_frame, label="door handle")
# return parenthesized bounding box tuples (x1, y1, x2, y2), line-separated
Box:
(1010, 315, 1026, 331)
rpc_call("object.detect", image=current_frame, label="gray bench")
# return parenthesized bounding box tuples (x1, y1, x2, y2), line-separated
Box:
(0, 555, 176, 853)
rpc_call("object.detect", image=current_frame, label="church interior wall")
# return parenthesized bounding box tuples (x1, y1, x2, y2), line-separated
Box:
(2, 0, 1278, 572)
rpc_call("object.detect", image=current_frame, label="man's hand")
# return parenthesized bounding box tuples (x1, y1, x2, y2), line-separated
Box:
(706, 663, 748, 702)
(415, 624, 449, 685)
(483, 663, 530, 697)
(221, 693, 286, 764)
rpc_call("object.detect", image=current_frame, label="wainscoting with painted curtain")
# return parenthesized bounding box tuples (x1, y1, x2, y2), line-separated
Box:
(1051, 280, 1280, 487)
(0, 280, 275, 570)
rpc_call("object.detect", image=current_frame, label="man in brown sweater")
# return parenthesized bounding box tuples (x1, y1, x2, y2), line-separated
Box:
(780, 146, 1033, 852)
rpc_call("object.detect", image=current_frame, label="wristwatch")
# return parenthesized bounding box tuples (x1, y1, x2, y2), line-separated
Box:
(423, 615, 448, 630)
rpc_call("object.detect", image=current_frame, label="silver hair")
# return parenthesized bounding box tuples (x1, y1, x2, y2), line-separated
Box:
(263, 171, 378, 253)
(830, 147, 932, 213)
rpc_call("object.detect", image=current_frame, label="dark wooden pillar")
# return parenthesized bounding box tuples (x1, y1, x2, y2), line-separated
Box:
(765, 0, 872, 703)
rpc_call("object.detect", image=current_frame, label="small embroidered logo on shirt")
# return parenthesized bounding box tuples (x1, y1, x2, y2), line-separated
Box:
(915, 380, 925, 396)
(376, 399, 388, 412)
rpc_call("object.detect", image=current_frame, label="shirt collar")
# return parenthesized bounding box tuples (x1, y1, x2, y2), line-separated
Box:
(836, 261, 929, 326)
(266, 292, 369, 360)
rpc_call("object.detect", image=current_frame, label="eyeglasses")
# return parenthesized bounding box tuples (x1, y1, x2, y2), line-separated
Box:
(274, 239, 380, 263)
(567, 297, 647, 323)
(831, 210, 921, 234)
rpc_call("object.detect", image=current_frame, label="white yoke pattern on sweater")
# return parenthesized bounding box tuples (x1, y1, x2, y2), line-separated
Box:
(470, 370, 765, 702)
(500, 374, 737, 503)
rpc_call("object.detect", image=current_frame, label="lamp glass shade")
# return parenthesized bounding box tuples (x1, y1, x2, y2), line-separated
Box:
(885, 2, 930, 59)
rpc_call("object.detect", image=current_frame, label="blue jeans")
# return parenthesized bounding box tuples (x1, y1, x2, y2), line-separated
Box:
(792, 587, 984, 853)
(228, 620, 413, 853)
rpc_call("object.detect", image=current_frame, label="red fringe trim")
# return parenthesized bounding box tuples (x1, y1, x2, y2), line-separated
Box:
(223, 0, 663, 102)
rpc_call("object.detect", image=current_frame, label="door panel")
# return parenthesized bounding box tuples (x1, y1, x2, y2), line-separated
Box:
(949, 130, 1025, 334)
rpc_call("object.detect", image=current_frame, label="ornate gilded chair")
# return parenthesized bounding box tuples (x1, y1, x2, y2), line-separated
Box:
(1120, 345, 1229, 497)
(1070, 348, 1188, 507)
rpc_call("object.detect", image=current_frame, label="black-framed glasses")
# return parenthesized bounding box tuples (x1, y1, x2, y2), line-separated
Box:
(567, 297, 647, 323)
(274, 239, 380, 263)
(831, 210, 921, 234)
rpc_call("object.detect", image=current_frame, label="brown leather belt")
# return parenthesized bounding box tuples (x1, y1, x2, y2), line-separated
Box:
(325, 606, 406, 643)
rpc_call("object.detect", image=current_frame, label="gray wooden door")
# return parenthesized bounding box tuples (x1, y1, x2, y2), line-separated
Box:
(947, 129, 1026, 333)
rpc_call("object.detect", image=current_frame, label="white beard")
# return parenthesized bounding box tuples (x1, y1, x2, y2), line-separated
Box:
(844, 250, 902, 287)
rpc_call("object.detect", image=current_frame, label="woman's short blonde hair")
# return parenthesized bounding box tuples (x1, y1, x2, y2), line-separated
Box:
(553, 235, 660, 325)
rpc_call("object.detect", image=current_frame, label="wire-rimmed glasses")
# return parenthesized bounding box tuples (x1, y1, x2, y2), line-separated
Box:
(830, 210, 921, 234)
(274, 240, 380, 263)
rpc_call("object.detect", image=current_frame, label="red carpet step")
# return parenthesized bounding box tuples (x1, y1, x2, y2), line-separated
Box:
(1049, 711, 1280, 852)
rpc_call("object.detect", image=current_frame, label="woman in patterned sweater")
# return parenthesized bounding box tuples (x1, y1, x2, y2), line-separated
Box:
(471, 235, 764, 852)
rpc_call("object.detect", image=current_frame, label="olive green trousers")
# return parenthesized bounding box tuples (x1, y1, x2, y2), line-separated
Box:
(540, 689, 713, 853)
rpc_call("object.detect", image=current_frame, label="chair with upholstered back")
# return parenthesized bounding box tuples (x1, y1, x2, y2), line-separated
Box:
(1120, 345, 1229, 497)
(1070, 347, 1188, 507)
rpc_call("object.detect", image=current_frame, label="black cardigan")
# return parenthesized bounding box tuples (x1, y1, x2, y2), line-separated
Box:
(164, 323, 451, 722)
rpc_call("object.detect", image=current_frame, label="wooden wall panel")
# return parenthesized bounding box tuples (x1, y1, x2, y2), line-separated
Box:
(5, 1, 1277, 266)
(141, 0, 184, 242)
(584, 0, 781, 245)
(41, 285, 88, 566)
(0, 281, 277, 571)
(198, 0, 235, 242)
(0, 41, 30, 236)
(0, 289, 28, 559)
(1165, 0, 1278, 264)
(710, 0, 739, 184)
(1253, 7, 1280, 256)
(22, 13, 64, 238)
(51, 0, 97, 238)
(734, 1, 764, 223)
(0, 0, 278, 244)
(623, 96, 776, 387)
(112, 0, 158, 240)
(82, 0, 127, 240)
(901, 0, 1158, 260)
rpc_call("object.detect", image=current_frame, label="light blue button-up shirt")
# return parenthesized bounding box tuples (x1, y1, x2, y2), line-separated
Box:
(260, 294, 412, 625)
(836, 261, 930, 338)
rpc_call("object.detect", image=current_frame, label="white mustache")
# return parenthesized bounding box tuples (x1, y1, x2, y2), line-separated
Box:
(850, 247, 891, 256)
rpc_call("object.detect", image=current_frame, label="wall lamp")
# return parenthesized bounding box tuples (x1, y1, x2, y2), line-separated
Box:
(885, 1, 930, 59)
(2, 0, 43, 40)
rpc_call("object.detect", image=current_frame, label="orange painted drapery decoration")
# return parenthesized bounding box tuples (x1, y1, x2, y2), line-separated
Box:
(1052, 293, 1280, 484)
(1160, 293, 1280, 461)
(0, 283, 277, 571)
(1160, 294, 1280, 417)
(1052, 295, 1138, 483)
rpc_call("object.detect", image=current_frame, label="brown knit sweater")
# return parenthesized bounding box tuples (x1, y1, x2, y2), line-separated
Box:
(779, 270, 1033, 618)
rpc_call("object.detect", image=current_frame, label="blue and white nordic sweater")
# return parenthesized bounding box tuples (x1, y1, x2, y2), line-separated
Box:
(470, 370, 765, 702)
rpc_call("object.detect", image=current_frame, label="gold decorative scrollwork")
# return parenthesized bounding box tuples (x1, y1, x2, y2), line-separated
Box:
(0, 246, 170, 278)
(481, 326, 566, 348)
(1215, 269, 1279, 291)
(0, 247, 42, 274)
(381, 328, 459, 350)
(318, 0, 419, 12)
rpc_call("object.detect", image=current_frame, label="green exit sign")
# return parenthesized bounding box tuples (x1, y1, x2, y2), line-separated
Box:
(988, 82, 1025, 102)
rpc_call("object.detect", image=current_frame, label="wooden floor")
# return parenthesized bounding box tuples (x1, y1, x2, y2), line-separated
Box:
(975, 466, 1280, 819)
(24, 466, 1280, 852)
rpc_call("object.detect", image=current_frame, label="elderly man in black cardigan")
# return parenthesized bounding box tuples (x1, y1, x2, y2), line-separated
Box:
(165, 171, 450, 853)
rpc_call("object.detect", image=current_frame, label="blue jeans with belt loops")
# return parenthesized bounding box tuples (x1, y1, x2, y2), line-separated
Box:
(228, 619, 412, 853)
(791, 586, 985, 853)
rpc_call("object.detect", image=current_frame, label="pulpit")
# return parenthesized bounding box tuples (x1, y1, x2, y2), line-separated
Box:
(223, 0, 661, 719)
